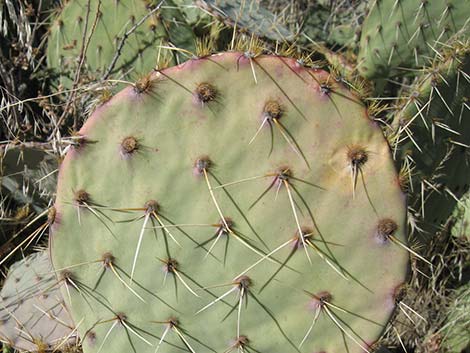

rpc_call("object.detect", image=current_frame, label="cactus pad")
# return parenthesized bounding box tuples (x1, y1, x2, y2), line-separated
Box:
(50, 52, 409, 353)
(0, 251, 75, 351)
(442, 284, 470, 352)
(389, 45, 470, 237)
(47, 0, 194, 85)
(358, 0, 470, 78)
(450, 191, 470, 241)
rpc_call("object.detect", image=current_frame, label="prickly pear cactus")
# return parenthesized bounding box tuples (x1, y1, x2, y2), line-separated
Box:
(449, 191, 470, 241)
(47, 0, 195, 86)
(50, 52, 409, 353)
(388, 43, 470, 237)
(358, 0, 470, 78)
(0, 251, 75, 352)
(442, 284, 470, 353)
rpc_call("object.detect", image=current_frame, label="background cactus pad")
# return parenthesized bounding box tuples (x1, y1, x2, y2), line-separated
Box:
(0, 251, 75, 352)
(358, 0, 470, 78)
(47, 0, 194, 86)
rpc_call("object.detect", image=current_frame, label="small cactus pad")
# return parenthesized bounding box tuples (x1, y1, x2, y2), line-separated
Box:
(51, 52, 408, 353)
(0, 251, 75, 352)
(358, 0, 470, 78)
(442, 284, 470, 352)
(449, 190, 470, 241)
(47, 0, 194, 85)
(389, 46, 470, 236)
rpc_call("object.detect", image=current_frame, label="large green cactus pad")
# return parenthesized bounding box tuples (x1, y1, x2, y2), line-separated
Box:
(50, 52, 409, 353)
(358, 0, 470, 78)
(0, 251, 75, 351)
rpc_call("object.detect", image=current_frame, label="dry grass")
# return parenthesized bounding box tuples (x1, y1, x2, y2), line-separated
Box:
(378, 231, 469, 352)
